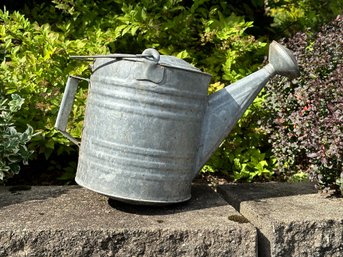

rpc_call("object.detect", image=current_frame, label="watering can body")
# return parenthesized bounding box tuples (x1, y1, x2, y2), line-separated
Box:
(55, 41, 299, 205)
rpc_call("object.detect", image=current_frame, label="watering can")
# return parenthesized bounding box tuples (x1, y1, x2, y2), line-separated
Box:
(55, 41, 299, 205)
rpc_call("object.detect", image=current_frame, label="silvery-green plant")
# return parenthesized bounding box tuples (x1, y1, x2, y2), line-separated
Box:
(0, 94, 34, 180)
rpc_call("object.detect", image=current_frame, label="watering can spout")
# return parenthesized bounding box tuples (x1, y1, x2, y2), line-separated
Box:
(195, 41, 299, 172)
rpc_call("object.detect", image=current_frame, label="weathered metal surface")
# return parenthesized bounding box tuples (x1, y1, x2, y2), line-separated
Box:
(75, 57, 211, 204)
(55, 41, 299, 205)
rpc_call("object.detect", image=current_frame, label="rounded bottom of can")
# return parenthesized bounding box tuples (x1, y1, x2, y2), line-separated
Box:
(75, 177, 192, 206)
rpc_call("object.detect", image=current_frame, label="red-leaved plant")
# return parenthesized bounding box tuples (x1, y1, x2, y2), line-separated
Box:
(265, 15, 343, 195)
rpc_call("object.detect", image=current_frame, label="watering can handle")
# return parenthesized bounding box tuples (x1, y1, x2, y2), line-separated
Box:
(69, 48, 160, 63)
(54, 76, 88, 146)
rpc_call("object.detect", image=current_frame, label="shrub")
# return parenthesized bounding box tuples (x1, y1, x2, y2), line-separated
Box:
(0, 93, 34, 180)
(265, 0, 343, 36)
(0, 9, 108, 159)
(202, 90, 275, 182)
(265, 16, 343, 195)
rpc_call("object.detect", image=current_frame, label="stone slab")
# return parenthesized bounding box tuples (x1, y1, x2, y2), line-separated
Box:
(0, 184, 256, 257)
(218, 182, 343, 257)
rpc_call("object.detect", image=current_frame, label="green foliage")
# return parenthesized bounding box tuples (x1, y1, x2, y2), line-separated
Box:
(1, 1, 274, 183)
(199, 11, 267, 82)
(0, 9, 108, 159)
(202, 90, 275, 182)
(0, 94, 34, 180)
(265, 16, 343, 195)
(265, 0, 343, 36)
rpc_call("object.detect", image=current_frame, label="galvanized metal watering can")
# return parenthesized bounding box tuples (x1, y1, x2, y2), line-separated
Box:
(55, 41, 299, 205)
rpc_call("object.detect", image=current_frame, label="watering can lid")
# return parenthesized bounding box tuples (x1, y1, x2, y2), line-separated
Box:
(158, 55, 204, 73)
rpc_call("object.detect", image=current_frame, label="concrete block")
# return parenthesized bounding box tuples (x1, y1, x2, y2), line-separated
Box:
(218, 182, 343, 257)
(0, 184, 257, 257)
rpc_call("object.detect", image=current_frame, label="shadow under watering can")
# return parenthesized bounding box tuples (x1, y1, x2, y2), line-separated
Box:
(55, 41, 299, 205)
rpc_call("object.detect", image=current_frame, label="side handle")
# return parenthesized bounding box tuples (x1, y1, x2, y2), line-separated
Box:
(54, 76, 88, 146)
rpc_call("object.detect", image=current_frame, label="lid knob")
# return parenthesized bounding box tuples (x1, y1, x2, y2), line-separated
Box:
(142, 48, 160, 63)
